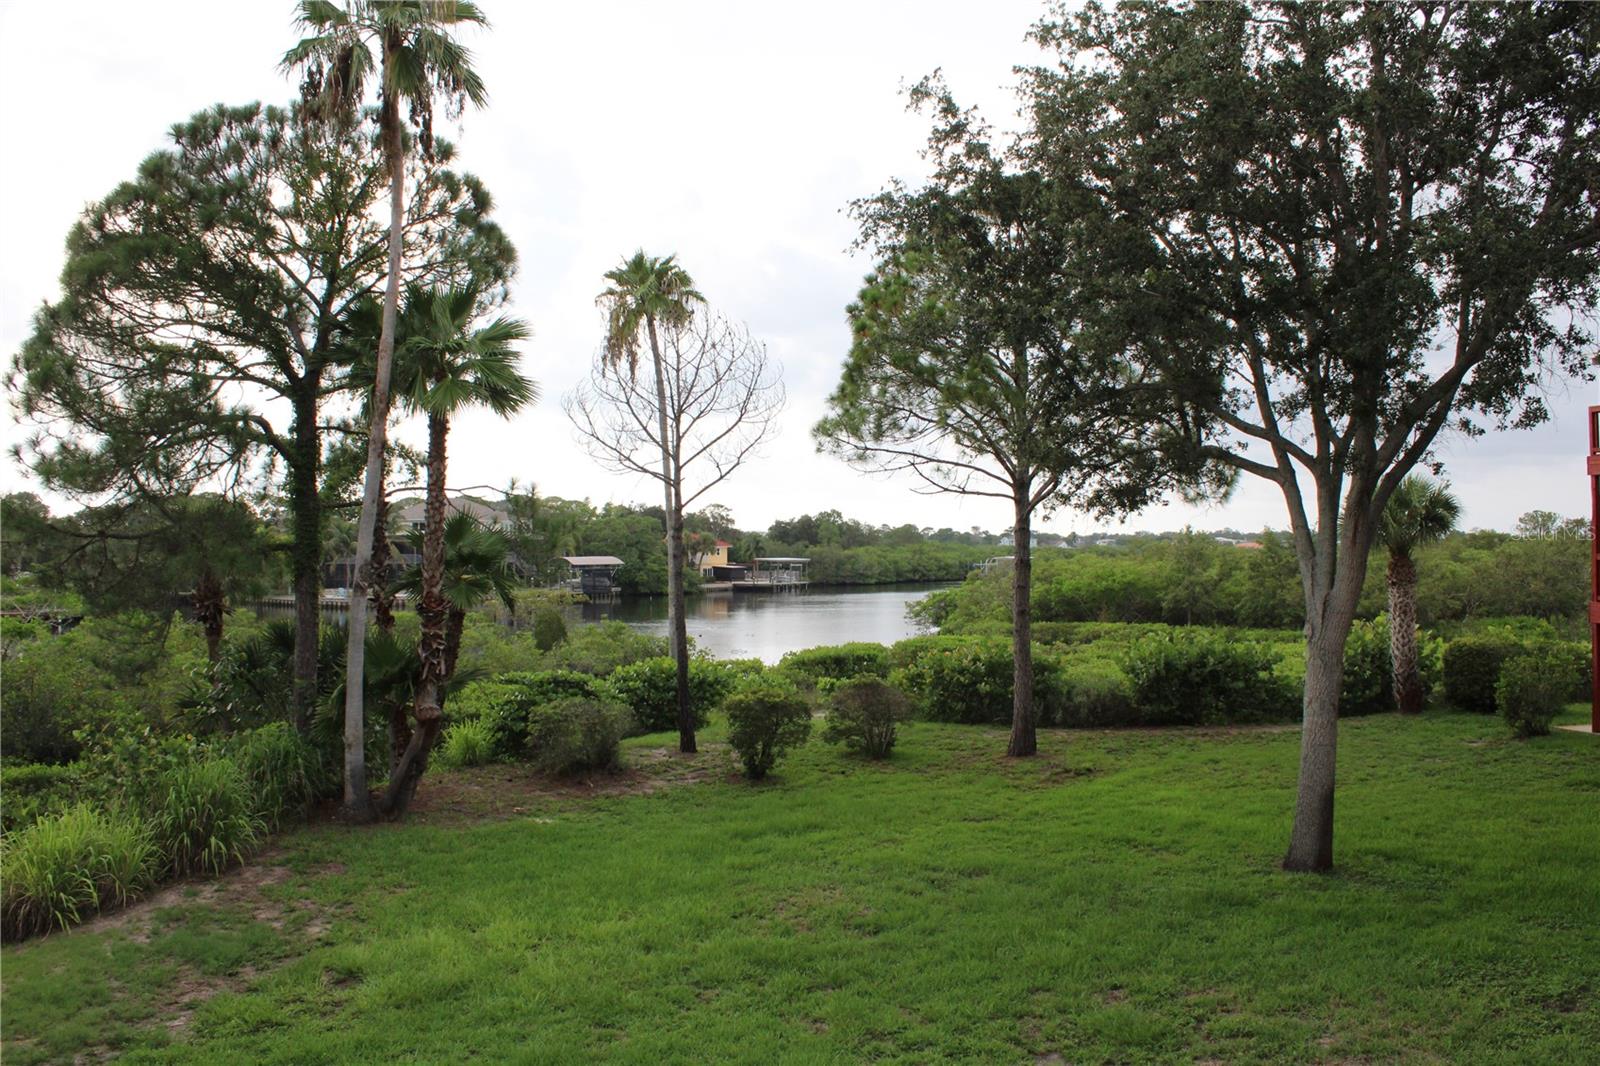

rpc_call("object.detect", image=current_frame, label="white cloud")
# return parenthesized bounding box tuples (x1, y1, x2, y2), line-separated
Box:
(2, 0, 1590, 537)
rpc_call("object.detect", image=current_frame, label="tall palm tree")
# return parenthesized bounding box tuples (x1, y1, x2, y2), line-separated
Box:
(394, 512, 517, 683)
(1378, 475, 1461, 714)
(380, 285, 534, 814)
(596, 251, 704, 753)
(284, 0, 488, 821)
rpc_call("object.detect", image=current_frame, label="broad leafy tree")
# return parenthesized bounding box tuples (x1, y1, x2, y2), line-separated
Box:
(816, 83, 1211, 756)
(1028, 1, 1600, 867)
(284, 0, 491, 820)
(8, 102, 509, 731)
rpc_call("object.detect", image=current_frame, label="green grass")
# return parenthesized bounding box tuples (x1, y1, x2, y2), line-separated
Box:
(4, 709, 1598, 1063)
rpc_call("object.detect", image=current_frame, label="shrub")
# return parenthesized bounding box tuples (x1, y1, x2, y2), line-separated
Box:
(1340, 617, 1393, 717)
(779, 643, 890, 683)
(1498, 648, 1573, 738)
(822, 677, 911, 758)
(229, 723, 332, 829)
(0, 762, 83, 834)
(893, 639, 1017, 725)
(724, 680, 813, 780)
(450, 670, 604, 757)
(2, 805, 155, 941)
(1121, 632, 1297, 726)
(541, 622, 667, 676)
(1443, 634, 1533, 714)
(524, 697, 633, 775)
(531, 608, 568, 652)
(891, 636, 1079, 726)
(148, 757, 263, 878)
(436, 719, 497, 769)
(1051, 655, 1138, 727)
(603, 657, 734, 734)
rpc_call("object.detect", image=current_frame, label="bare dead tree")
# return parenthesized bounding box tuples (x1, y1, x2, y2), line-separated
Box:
(565, 309, 784, 751)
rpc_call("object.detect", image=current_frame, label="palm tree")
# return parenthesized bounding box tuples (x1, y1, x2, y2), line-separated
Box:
(380, 285, 534, 814)
(284, 0, 489, 821)
(596, 251, 705, 753)
(394, 512, 517, 683)
(1378, 475, 1461, 714)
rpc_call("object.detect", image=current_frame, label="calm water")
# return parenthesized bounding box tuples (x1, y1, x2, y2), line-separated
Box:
(575, 583, 951, 663)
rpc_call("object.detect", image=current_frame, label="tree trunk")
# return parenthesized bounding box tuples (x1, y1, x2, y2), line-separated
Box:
(669, 494, 693, 753)
(371, 485, 396, 635)
(411, 411, 450, 723)
(289, 385, 321, 733)
(1007, 495, 1037, 758)
(444, 606, 466, 686)
(382, 411, 449, 819)
(340, 61, 406, 823)
(1387, 552, 1423, 714)
(645, 314, 696, 754)
(1283, 523, 1368, 873)
(193, 568, 225, 664)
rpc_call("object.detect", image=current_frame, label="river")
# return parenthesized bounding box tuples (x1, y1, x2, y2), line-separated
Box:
(574, 583, 950, 663)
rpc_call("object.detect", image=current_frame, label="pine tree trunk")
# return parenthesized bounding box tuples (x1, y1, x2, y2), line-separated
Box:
(645, 314, 696, 754)
(1007, 495, 1037, 757)
(340, 55, 405, 823)
(1387, 552, 1423, 714)
(290, 386, 321, 734)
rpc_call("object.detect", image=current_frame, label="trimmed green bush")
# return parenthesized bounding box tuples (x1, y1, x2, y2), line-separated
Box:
(1498, 648, 1571, 738)
(1340, 617, 1393, 717)
(893, 639, 1020, 725)
(0, 763, 83, 834)
(1051, 655, 1138, 727)
(451, 670, 606, 757)
(437, 719, 497, 769)
(531, 608, 568, 652)
(724, 680, 813, 780)
(1442, 634, 1528, 714)
(229, 723, 331, 829)
(525, 697, 633, 775)
(779, 643, 890, 683)
(148, 757, 263, 878)
(603, 657, 734, 734)
(822, 677, 911, 758)
(1, 805, 155, 941)
(1121, 631, 1297, 726)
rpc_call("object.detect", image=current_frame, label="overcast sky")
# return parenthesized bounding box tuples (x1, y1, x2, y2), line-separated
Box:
(1, 1, 1590, 537)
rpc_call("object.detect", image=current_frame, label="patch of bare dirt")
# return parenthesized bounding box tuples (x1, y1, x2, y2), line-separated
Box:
(405, 744, 737, 825)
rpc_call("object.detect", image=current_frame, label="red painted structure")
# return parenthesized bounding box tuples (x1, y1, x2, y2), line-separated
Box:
(1589, 406, 1600, 731)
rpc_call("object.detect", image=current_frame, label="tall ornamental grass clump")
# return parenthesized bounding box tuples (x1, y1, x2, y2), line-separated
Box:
(436, 718, 497, 768)
(1, 805, 155, 941)
(149, 757, 263, 878)
(229, 722, 332, 829)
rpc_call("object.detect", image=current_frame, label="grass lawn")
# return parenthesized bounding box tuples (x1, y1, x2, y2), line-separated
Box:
(3, 709, 1597, 1064)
